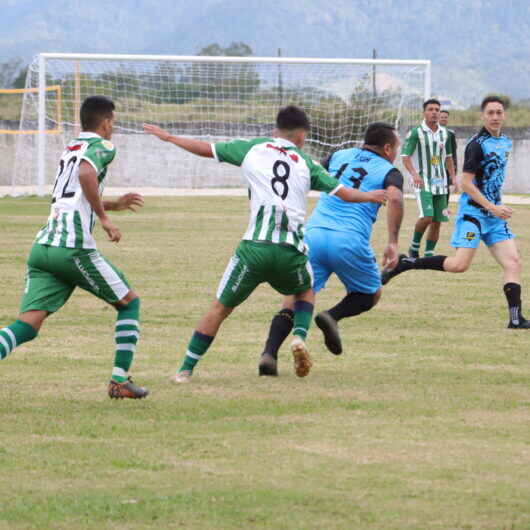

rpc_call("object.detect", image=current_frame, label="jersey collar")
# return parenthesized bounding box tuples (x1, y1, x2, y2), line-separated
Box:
(479, 126, 505, 139)
(273, 137, 297, 148)
(78, 132, 102, 139)
(420, 120, 441, 134)
(362, 147, 388, 161)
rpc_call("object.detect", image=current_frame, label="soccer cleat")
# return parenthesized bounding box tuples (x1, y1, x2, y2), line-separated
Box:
(314, 311, 342, 355)
(507, 318, 530, 329)
(108, 377, 149, 399)
(170, 370, 192, 383)
(381, 254, 412, 285)
(259, 352, 278, 376)
(408, 248, 419, 258)
(291, 337, 312, 377)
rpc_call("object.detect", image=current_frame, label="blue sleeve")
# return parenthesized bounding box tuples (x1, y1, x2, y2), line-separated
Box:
(383, 168, 404, 191)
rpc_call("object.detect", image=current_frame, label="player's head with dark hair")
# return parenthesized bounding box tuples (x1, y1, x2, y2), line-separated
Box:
(439, 109, 450, 126)
(423, 98, 441, 125)
(363, 122, 399, 163)
(481, 95, 506, 111)
(363, 122, 396, 147)
(276, 105, 310, 131)
(423, 98, 441, 110)
(80, 96, 116, 136)
(275, 105, 310, 147)
(440, 110, 449, 115)
(480, 95, 506, 134)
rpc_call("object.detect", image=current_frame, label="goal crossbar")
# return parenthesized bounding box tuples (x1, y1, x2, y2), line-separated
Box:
(39, 53, 430, 67)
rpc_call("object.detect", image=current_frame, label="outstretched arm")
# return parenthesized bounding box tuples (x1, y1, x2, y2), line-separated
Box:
(143, 124, 214, 158)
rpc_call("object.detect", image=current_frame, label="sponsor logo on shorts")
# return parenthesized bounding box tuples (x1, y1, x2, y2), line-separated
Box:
(464, 232, 476, 241)
(74, 257, 100, 292)
(297, 267, 304, 286)
(231, 264, 249, 292)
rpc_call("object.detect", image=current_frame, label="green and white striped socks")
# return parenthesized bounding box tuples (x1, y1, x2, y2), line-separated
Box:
(0, 320, 37, 359)
(112, 298, 140, 383)
(410, 231, 423, 256)
(425, 240, 437, 257)
(180, 331, 214, 373)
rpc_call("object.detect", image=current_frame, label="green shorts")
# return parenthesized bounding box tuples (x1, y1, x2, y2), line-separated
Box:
(415, 189, 449, 222)
(216, 240, 313, 308)
(20, 243, 131, 314)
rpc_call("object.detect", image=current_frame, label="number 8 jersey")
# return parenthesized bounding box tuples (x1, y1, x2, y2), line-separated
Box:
(212, 137, 341, 254)
(36, 132, 116, 249)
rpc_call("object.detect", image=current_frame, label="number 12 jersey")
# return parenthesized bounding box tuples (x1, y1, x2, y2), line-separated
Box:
(212, 137, 341, 254)
(36, 132, 116, 249)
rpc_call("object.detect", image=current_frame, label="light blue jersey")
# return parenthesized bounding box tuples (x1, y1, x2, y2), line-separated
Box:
(305, 147, 403, 294)
(458, 127, 512, 217)
(307, 147, 401, 240)
(451, 128, 514, 249)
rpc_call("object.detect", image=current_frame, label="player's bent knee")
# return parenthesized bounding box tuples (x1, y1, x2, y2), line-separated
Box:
(211, 299, 233, 319)
(506, 256, 522, 275)
(116, 290, 139, 307)
(18, 310, 47, 332)
(451, 261, 469, 273)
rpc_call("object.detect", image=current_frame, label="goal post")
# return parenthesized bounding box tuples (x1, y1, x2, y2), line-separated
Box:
(14, 53, 431, 196)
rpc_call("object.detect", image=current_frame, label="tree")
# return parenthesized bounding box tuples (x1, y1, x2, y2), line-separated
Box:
(12, 67, 28, 89)
(181, 42, 260, 102)
(0, 58, 24, 88)
(198, 42, 253, 57)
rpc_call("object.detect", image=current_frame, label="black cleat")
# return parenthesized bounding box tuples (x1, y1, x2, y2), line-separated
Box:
(108, 377, 149, 399)
(381, 254, 413, 286)
(408, 248, 419, 258)
(315, 311, 342, 355)
(507, 318, 530, 329)
(259, 353, 278, 376)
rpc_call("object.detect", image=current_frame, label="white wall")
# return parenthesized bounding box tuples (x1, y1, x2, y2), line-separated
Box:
(2, 132, 529, 193)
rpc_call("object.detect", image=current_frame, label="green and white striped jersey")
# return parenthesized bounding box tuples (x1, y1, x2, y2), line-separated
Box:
(36, 132, 116, 249)
(401, 121, 453, 195)
(212, 137, 342, 254)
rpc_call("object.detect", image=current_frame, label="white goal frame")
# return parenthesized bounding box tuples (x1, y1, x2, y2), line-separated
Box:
(33, 53, 431, 196)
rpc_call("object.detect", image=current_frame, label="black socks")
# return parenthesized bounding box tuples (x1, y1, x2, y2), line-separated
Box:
(263, 309, 294, 359)
(328, 292, 376, 322)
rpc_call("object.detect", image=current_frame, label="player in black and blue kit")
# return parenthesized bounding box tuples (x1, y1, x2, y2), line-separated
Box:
(259, 123, 404, 374)
(383, 96, 530, 329)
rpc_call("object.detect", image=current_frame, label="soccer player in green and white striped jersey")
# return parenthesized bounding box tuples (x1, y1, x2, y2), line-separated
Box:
(402, 98, 456, 257)
(144, 106, 387, 382)
(0, 96, 148, 399)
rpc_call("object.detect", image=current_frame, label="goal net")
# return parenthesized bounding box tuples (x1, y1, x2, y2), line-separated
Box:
(0, 86, 61, 191)
(12, 54, 430, 194)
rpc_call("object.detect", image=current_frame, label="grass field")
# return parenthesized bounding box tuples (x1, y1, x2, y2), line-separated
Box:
(1, 196, 529, 529)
